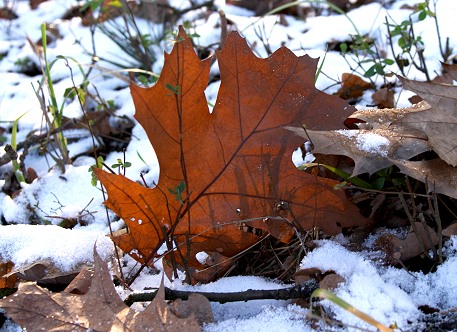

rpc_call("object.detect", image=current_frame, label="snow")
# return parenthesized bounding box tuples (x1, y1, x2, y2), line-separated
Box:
(0, 224, 114, 273)
(1, 0, 457, 331)
(355, 132, 390, 157)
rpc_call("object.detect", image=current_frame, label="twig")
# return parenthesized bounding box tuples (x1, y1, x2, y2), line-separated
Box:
(0, 145, 18, 167)
(124, 279, 318, 306)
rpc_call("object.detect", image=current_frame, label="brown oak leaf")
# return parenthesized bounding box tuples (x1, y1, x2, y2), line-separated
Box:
(290, 75, 457, 198)
(0, 250, 203, 331)
(291, 127, 430, 176)
(335, 73, 373, 100)
(396, 77, 457, 166)
(94, 27, 368, 283)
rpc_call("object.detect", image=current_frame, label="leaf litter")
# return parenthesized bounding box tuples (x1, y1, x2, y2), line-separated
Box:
(1, 0, 457, 331)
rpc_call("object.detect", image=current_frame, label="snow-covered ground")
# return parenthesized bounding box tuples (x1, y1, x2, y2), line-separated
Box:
(1, 0, 457, 331)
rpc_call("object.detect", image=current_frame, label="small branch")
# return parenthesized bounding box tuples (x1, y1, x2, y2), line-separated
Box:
(124, 279, 318, 306)
(0, 145, 18, 167)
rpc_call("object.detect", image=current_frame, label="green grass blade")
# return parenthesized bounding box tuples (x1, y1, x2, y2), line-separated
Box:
(299, 162, 372, 189)
(310, 289, 394, 332)
(315, 45, 328, 83)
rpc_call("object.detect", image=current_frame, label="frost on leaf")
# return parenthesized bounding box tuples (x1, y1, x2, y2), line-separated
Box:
(288, 68, 457, 199)
(94, 27, 367, 283)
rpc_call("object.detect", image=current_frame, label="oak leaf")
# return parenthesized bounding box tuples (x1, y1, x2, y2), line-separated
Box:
(94, 27, 367, 283)
(335, 73, 373, 100)
(396, 77, 457, 166)
(290, 75, 457, 199)
(0, 250, 203, 331)
(287, 103, 430, 176)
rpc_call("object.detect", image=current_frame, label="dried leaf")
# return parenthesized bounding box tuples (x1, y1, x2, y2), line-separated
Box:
(0, 261, 16, 289)
(441, 62, 457, 82)
(336, 73, 373, 100)
(0, 250, 203, 331)
(95, 27, 368, 283)
(442, 222, 457, 237)
(392, 159, 457, 199)
(374, 223, 438, 262)
(4, 260, 81, 285)
(371, 88, 394, 109)
(288, 127, 430, 176)
(170, 293, 215, 325)
(397, 77, 457, 166)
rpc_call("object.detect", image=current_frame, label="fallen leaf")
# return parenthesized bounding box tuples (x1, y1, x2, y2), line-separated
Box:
(442, 222, 457, 237)
(4, 260, 80, 286)
(170, 293, 215, 325)
(0, 261, 16, 289)
(0, 250, 203, 331)
(94, 27, 368, 283)
(319, 273, 345, 290)
(374, 223, 439, 262)
(288, 127, 430, 176)
(345, 103, 429, 131)
(442, 63, 457, 81)
(336, 73, 373, 100)
(371, 87, 394, 109)
(392, 159, 457, 199)
(397, 77, 457, 166)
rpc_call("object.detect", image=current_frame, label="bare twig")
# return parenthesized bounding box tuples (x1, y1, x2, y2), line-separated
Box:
(124, 279, 318, 306)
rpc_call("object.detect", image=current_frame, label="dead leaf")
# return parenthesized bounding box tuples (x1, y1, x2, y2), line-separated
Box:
(29, 0, 47, 10)
(392, 159, 457, 199)
(442, 222, 457, 237)
(372, 88, 394, 109)
(288, 127, 430, 176)
(336, 73, 373, 100)
(397, 77, 457, 166)
(442, 63, 457, 81)
(0, 250, 203, 331)
(374, 223, 439, 262)
(319, 273, 345, 290)
(0, 261, 16, 289)
(3, 258, 100, 286)
(170, 293, 215, 325)
(94, 27, 368, 283)
(64, 268, 93, 295)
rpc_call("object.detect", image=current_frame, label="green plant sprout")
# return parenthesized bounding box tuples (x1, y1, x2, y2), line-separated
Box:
(299, 162, 372, 189)
(165, 83, 181, 95)
(384, 0, 443, 81)
(168, 181, 186, 205)
(301, 163, 405, 191)
(88, 155, 105, 186)
(10, 112, 28, 183)
(111, 158, 132, 173)
(34, 23, 71, 170)
(85, 0, 158, 71)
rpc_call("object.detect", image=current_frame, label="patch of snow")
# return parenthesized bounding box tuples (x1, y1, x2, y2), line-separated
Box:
(337, 130, 390, 156)
(300, 240, 420, 329)
(203, 304, 313, 332)
(196, 251, 210, 265)
(0, 224, 114, 273)
(356, 132, 389, 156)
